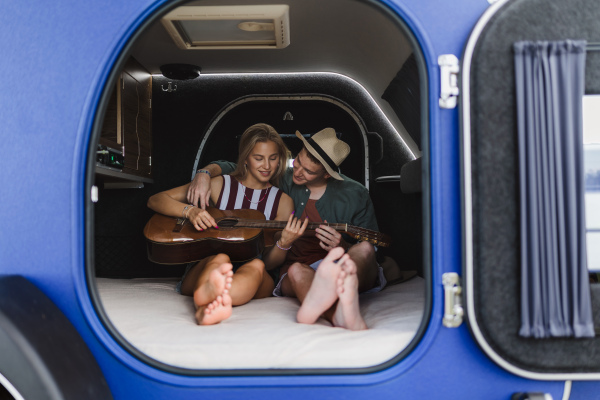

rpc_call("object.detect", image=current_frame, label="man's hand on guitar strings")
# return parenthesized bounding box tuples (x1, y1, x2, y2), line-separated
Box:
(188, 207, 218, 231)
(316, 221, 345, 251)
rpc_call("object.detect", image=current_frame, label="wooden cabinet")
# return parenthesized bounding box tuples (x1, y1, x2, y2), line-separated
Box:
(97, 57, 152, 184)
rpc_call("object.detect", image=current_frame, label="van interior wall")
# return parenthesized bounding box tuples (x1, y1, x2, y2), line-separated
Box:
(470, 0, 600, 373)
(94, 73, 422, 278)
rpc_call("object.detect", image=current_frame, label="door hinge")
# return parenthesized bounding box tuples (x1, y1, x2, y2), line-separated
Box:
(443, 272, 463, 327)
(438, 54, 460, 109)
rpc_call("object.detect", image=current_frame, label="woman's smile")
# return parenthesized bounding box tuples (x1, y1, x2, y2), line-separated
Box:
(244, 140, 280, 188)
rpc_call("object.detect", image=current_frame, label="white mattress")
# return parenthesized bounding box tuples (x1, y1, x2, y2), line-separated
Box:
(96, 276, 424, 370)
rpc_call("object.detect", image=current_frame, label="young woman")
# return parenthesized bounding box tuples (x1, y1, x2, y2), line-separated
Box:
(147, 123, 307, 325)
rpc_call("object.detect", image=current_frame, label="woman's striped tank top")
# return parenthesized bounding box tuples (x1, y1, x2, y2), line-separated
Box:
(216, 175, 283, 220)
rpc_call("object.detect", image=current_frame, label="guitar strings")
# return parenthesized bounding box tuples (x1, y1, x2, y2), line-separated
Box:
(218, 217, 387, 244)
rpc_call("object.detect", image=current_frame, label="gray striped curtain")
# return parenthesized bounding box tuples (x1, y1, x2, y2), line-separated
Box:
(514, 40, 595, 338)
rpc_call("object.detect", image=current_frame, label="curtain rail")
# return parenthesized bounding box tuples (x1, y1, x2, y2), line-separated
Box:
(587, 42, 600, 52)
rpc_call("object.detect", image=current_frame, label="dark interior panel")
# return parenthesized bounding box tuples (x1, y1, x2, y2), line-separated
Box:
(94, 73, 421, 278)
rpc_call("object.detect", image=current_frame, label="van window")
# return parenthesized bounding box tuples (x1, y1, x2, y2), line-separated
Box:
(89, 0, 429, 374)
(583, 95, 600, 273)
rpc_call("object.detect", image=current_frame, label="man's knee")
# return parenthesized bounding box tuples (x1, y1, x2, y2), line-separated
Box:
(349, 241, 375, 259)
(284, 263, 314, 297)
(287, 263, 312, 283)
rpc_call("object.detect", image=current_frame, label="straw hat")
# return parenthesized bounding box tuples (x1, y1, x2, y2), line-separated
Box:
(295, 128, 350, 180)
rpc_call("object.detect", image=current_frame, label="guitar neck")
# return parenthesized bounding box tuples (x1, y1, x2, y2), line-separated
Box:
(216, 215, 390, 247)
(235, 219, 348, 233)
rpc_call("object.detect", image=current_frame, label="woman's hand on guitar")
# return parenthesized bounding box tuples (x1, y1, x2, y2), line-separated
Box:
(316, 220, 346, 251)
(188, 207, 218, 231)
(279, 213, 309, 249)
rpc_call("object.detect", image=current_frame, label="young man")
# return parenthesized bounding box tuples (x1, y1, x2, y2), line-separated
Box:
(187, 127, 385, 330)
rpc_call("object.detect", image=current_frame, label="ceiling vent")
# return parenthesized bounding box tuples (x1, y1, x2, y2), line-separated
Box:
(161, 5, 290, 50)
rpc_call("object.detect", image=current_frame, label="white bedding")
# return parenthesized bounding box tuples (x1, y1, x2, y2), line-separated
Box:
(96, 276, 424, 370)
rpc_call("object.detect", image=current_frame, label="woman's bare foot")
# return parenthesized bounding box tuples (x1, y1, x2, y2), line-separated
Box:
(297, 247, 348, 324)
(193, 263, 233, 307)
(195, 293, 233, 325)
(332, 258, 367, 331)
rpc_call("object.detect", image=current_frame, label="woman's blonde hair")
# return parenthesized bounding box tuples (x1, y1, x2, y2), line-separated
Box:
(230, 123, 290, 186)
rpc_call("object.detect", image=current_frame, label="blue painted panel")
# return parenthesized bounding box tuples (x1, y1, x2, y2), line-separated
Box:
(0, 0, 585, 397)
(571, 381, 600, 399)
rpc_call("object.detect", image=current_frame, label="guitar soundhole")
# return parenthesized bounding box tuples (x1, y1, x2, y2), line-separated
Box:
(217, 218, 239, 229)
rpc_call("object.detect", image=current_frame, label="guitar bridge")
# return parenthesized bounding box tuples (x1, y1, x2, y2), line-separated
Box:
(173, 218, 186, 232)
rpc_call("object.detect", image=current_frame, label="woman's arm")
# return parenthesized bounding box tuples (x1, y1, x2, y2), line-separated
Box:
(262, 194, 308, 270)
(147, 183, 194, 218)
(148, 177, 223, 231)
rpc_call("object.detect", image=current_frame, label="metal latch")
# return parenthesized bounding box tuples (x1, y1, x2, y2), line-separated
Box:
(438, 54, 460, 109)
(443, 272, 463, 327)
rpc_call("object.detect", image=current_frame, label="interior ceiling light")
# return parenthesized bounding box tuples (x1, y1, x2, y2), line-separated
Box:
(237, 22, 275, 32)
(161, 5, 290, 50)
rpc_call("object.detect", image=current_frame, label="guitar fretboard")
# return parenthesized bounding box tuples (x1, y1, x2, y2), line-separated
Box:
(210, 215, 390, 246)
(230, 219, 348, 232)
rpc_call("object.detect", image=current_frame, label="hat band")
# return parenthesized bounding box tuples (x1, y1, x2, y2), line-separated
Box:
(307, 137, 339, 173)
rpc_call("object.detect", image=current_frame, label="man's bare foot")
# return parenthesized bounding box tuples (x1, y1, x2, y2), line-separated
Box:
(195, 293, 233, 325)
(193, 263, 233, 307)
(297, 247, 348, 324)
(332, 258, 367, 331)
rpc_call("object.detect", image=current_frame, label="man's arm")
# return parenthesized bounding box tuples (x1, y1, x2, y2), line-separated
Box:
(187, 161, 236, 207)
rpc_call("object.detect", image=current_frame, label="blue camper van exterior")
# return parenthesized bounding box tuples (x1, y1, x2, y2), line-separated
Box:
(1, 0, 600, 398)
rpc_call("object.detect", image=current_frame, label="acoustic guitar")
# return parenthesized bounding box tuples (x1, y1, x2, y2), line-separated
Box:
(143, 207, 391, 264)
